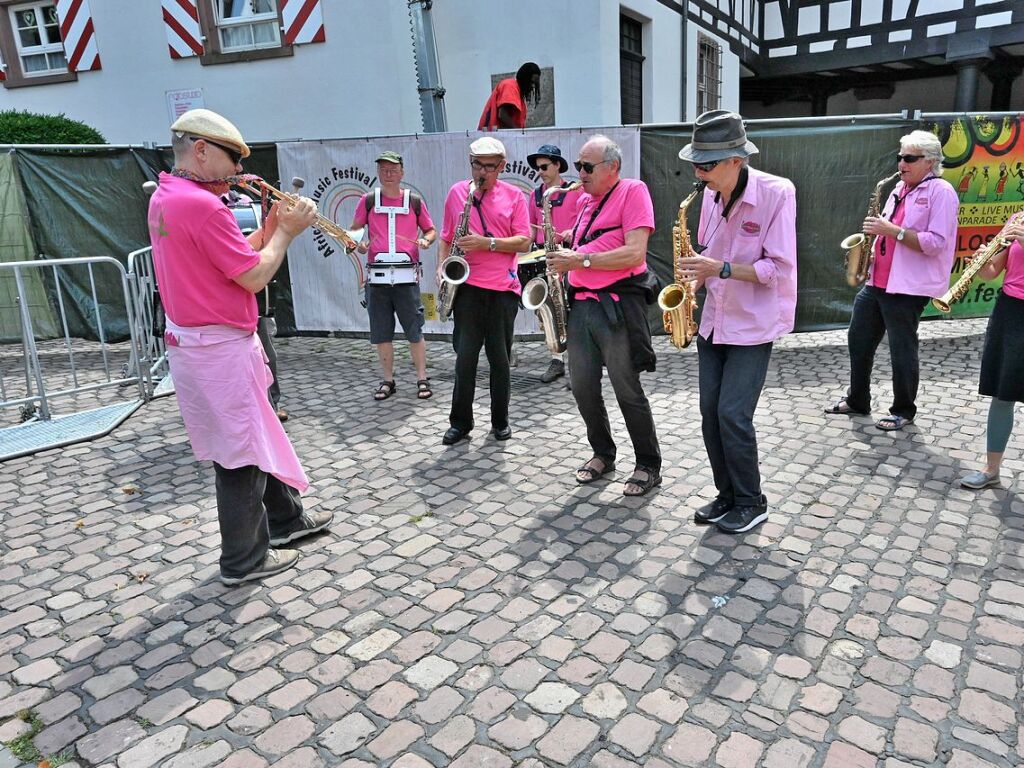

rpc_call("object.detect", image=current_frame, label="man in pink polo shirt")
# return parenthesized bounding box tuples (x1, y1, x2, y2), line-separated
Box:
(547, 134, 662, 497)
(676, 110, 797, 534)
(438, 136, 532, 445)
(351, 150, 437, 402)
(824, 130, 958, 432)
(149, 109, 333, 585)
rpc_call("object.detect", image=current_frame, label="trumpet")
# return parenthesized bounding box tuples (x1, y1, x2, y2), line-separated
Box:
(232, 174, 363, 251)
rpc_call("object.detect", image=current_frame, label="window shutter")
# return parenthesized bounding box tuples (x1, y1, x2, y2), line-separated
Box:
(56, 0, 101, 71)
(162, 0, 205, 59)
(281, 0, 325, 45)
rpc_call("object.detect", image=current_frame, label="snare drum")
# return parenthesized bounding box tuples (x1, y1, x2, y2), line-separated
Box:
(517, 250, 547, 285)
(367, 253, 419, 286)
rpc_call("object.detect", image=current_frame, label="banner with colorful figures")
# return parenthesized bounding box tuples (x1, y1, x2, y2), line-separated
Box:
(930, 116, 1024, 318)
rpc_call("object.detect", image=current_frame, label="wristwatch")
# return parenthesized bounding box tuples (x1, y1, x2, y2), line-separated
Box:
(896, 228, 906, 242)
(582, 255, 592, 269)
(719, 262, 732, 279)
(488, 237, 497, 251)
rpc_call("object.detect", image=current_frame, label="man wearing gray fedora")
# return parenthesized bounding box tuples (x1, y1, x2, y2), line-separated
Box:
(677, 110, 797, 534)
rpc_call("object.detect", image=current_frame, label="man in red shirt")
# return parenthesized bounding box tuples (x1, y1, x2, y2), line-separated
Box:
(478, 62, 541, 131)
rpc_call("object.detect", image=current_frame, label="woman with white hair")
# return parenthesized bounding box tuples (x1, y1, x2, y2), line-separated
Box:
(825, 129, 958, 431)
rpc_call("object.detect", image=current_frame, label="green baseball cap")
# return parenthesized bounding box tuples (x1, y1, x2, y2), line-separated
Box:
(376, 150, 403, 165)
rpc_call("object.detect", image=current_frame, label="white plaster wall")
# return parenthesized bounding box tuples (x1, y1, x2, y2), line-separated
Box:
(0, 0, 424, 145)
(685, 25, 741, 120)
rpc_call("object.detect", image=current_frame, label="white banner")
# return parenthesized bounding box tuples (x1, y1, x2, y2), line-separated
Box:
(277, 127, 641, 333)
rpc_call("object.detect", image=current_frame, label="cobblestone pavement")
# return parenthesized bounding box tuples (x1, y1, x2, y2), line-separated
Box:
(1, 318, 1022, 768)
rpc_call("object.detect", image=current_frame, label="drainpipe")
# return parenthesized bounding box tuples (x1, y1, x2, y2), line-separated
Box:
(680, 3, 687, 122)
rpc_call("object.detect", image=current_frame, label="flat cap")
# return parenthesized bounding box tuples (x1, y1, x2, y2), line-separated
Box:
(171, 108, 251, 159)
(470, 136, 506, 157)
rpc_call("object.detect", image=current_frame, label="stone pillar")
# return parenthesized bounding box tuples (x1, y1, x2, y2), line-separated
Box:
(954, 60, 982, 112)
(985, 59, 1023, 112)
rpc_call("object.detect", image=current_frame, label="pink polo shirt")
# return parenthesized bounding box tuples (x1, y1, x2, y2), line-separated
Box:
(1002, 239, 1024, 300)
(148, 172, 260, 332)
(441, 179, 530, 294)
(352, 189, 434, 263)
(568, 178, 655, 293)
(697, 167, 797, 345)
(867, 176, 958, 297)
(529, 183, 584, 247)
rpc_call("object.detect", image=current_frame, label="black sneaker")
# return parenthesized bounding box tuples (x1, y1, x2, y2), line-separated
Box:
(269, 510, 334, 546)
(694, 498, 733, 525)
(714, 500, 768, 534)
(540, 359, 565, 383)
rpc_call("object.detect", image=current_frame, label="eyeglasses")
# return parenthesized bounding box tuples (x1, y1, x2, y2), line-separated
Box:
(191, 136, 242, 165)
(691, 160, 721, 173)
(896, 153, 925, 164)
(471, 160, 503, 172)
(535, 162, 552, 172)
(573, 159, 610, 174)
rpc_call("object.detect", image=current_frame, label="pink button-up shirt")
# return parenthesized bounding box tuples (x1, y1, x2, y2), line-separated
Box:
(867, 175, 958, 298)
(697, 167, 797, 345)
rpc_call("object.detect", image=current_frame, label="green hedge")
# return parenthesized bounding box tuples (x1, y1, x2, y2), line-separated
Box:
(0, 110, 105, 144)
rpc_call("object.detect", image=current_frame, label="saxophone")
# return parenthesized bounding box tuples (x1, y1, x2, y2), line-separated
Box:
(522, 182, 582, 354)
(657, 181, 705, 349)
(436, 180, 475, 322)
(840, 172, 900, 286)
(932, 212, 1021, 312)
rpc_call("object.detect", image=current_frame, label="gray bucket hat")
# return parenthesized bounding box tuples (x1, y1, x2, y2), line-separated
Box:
(678, 110, 758, 164)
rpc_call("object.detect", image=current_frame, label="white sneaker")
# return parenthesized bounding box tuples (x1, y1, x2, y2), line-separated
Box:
(269, 510, 334, 546)
(960, 470, 1000, 490)
(220, 548, 298, 585)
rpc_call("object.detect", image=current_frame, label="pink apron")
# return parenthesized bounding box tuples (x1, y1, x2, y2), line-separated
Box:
(165, 320, 309, 492)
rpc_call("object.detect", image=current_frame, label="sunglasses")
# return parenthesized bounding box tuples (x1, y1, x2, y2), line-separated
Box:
(896, 153, 925, 164)
(691, 160, 721, 173)
(191, 135, 242, 165)
(535, 162, 552, 171)
(573, 159, 610, 174)
(471, 160, 503, 172)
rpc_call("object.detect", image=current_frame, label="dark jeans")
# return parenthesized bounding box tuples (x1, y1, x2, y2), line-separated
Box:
(214, 463, 304, 579)
(256, 317, 280, 408)
(450, 284, 520, 431)
(846, 285, 929, 420)
(568, 299, 661, 471)
(697, 334, 773, 507)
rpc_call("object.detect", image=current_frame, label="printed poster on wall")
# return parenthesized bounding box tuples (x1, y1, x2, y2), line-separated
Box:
(277, 127, 640, 334)
(929, 116, 1024, 318)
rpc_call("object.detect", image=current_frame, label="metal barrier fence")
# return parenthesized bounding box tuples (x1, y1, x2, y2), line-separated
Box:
(0, 256, 152, 461)
(126, 246, 172, 396)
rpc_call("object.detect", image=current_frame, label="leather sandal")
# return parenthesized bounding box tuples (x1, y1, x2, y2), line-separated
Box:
(416, 379, 432, 399)
(576, 457, 615, 485)
(824, 398, 867, 415)
(374, 380, 396, 400)
(623, 466, 662, 497)
(876, 414, 912, 431)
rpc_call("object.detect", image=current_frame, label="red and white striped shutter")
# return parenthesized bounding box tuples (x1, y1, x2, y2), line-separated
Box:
(56, 0, 101, 72)
(162, 0, 205, 59)
(281, 0, 326, 45)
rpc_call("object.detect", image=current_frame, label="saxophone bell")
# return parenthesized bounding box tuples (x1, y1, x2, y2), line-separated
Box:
(841, 233, 868, 287)
(521, 274, 548, 311)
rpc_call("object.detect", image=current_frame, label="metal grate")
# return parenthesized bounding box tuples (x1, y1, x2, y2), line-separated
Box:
(0, 400, 142, 462)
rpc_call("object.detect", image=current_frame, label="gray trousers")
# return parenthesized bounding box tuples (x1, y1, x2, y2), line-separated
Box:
(256, 317, 280, 408)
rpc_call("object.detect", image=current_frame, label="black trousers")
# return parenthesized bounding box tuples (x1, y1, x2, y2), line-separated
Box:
(845, 285, 929, 420)
(567, 299, 661, 471)
(256, 317, 280, 408)
(449, 284, 520, 431)
(213, 463, 303, 579)
(697, 335, 773, 507)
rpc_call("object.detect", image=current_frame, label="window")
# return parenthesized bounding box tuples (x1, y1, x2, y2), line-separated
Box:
(196, 0, 292, 66)
(10, 2, 65, 75)
(697, 34, 722, 114)
(620, 14, 644, 124)
(215, 0, 280, 53)
(0, 0, 75, 88)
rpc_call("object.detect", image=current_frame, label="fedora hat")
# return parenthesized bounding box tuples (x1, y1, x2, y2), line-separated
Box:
(527, 144, 568, 173)
(678, 110, 758, 164)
